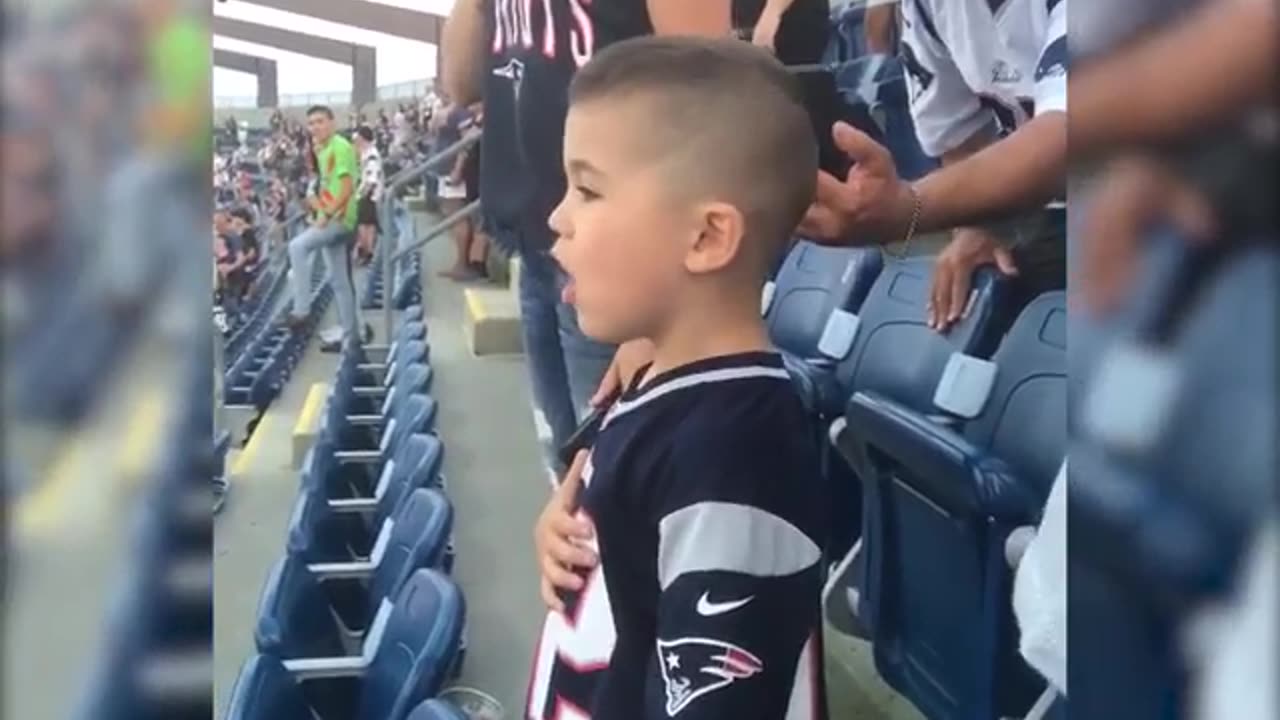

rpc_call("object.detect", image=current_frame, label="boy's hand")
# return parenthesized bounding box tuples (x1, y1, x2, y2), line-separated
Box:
(535, 450, 598, 612)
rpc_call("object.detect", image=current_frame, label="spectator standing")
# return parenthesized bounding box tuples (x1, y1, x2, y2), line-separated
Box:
(283, 105, 363, 353)
(800, 0, 1069, 330)
(434, 103, 485, 281)
(445, 0, 758, 478)
(352, 125, 383, 265)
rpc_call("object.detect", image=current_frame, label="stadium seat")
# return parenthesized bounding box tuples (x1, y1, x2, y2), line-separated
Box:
(827, 257, 1010, 425)
(321, 391, 438, 486)
(328, 362, 437, 455)
(813, 257, 1011, 579)
(765, 242, 882, 358)
(224, 654, 313, 720)
(1069, 244, 1278, 720)
(256, 488, 454, 659)
(842, 291, 1067, 720)
(405, 699, 469, 720)
(230, 569, 464, 720)
(291, 433, 446, 563)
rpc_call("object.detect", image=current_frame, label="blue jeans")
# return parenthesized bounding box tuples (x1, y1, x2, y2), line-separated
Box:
(515, 245, 616, 479)
(288, 222, 360, 344)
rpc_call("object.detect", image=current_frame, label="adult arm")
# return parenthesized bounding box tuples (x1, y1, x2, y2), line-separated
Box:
(442, 0, 487, 106)
(1070, 0, 1277, 157)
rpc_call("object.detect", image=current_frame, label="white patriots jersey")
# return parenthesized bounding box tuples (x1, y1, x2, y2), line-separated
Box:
(900, 0, 1068, 157)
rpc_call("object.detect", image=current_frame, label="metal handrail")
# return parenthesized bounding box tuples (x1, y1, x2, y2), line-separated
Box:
(389, 201, 480, 264)
(378, 132, 482, 338)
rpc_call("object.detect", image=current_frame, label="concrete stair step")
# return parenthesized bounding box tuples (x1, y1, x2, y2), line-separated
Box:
(463, 286, 523, 356)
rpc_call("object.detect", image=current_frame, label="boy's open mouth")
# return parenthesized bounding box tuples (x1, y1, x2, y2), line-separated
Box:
(561, 277, 577, 305)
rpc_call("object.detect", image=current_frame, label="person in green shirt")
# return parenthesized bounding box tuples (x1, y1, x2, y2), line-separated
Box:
(285, 105, 363, 351)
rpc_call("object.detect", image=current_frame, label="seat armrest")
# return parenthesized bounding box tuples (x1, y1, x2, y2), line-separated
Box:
(308, 559, 376, 580)
(281, 655, 369, 681)
(846, 391, 1042, 521)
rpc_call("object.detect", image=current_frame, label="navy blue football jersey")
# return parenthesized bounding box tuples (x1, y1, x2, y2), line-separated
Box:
(480, 0, 651, 242)
(527, 352, 829, 720)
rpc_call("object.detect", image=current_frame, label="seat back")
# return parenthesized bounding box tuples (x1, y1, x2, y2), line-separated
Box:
(835, 257, 1009, 419)
(254, 554, 343, 658)
(385, 340, 429, 385)
(377, 433, 446, 520)
(384, 394, 438, 457)
(764, 242, 882, 360)
(285, 488, 348, 562)
(223, 654, 313, 720)
(964, 291, 1067, 499)
(396, 321, 426, 346)
(386, 364, 434, 419)
(359, 570, 466, 720)
(368, 489, 454, 620)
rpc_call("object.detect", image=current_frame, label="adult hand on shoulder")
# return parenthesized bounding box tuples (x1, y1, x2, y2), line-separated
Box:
(928, 227, 1018, 331)
(535, 450, 598, 613)
(798, 122, 917, 246)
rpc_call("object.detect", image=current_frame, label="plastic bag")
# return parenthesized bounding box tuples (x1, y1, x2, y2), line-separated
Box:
(1012, 461, 1068, 694)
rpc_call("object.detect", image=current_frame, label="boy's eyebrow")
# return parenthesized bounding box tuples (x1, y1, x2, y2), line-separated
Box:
(567, 158, 604, 178)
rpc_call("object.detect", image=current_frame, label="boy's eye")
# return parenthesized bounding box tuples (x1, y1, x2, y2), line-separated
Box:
(575, 186, 600, 201)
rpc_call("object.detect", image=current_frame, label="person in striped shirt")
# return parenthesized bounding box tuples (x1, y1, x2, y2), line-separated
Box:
(353, 125, 384, 266)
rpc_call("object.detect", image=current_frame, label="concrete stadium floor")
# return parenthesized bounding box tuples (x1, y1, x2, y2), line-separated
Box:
(212, 214, 927, 719)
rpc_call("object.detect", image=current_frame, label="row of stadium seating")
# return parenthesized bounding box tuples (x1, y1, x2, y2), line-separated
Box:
(225, 305, 470, 720)
(73, 339, 216, 719)
(223, 260, 331, 411)
(766, 243, 1064, 719)
(224, 253, 288, 361)
(362, 202, 423, 312)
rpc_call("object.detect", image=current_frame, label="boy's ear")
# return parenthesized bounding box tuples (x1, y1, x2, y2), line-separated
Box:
(685, 201, 746, 275)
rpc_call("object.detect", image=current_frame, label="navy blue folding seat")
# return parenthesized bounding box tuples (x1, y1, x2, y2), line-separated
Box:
(820, 257, 1010, 567)
(1069, 244, 1277, 720)
(257, 489, 454, 659)
(223, 654, 313, 720)
(291, 433, 446, 563)
(330, 364, 437, 454)
(842, 291, 1066, 720)
(230, 569, 464, 720)
(765, 243, 883, 414)
(828, 257, 1010, 425)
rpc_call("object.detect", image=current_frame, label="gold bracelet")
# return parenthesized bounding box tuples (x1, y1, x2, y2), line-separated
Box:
(884, 184, 922, 260)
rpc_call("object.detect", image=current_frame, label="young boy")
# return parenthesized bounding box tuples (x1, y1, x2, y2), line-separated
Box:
(527, 37, 828, 720)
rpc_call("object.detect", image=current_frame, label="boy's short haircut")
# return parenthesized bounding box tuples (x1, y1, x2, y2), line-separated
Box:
(229, 207, 253, 224)
(306, 105, 334, 119)
(569, 36, 818, 267)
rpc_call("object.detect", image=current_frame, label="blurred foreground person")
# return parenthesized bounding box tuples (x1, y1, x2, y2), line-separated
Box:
(1072, 0, 1277, 313)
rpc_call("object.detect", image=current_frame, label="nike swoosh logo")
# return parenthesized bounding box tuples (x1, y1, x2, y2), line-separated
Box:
(696, 592, 754, 617)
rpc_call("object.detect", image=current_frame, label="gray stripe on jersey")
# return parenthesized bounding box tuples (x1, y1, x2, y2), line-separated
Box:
(658, 501, 821, 590)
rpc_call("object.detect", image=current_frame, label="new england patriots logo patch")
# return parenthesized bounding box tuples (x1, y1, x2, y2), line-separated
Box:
(656, 637, 764, 716)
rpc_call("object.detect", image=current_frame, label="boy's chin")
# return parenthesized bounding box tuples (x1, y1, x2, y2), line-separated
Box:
(577, 312, 637, 347)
